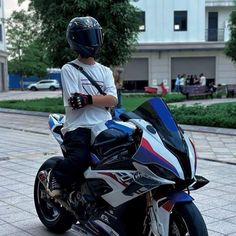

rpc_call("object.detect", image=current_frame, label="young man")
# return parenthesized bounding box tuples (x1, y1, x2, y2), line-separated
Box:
(46, 16, 118, 197)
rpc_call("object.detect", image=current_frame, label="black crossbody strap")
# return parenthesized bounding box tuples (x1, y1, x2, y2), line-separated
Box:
(67, 62, 106, 96)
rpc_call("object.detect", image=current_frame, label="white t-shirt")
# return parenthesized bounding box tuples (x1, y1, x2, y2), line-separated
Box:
(61, 59, 117, 135)
(200, 76, 206, 86)
(180, 78, 185, 86)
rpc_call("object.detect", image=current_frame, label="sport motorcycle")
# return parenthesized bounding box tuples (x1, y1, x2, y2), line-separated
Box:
(34, 97, 209, 236)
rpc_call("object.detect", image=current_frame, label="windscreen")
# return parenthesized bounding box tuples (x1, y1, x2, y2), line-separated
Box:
(134, 97, 187, 156)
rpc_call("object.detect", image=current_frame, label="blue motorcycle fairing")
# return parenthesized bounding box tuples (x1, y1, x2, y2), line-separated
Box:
(133, 98, 192, 180)
(105, 120, 135, 135)
(158, 191, 193, 213)
(48, 114, 65, 130)
(48, 117, 55, 130)
(134, 97, 186, 154)
(168, 191, 193, 203)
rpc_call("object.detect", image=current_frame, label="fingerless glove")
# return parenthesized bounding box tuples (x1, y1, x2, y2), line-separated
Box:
(68, 93, 93, 109)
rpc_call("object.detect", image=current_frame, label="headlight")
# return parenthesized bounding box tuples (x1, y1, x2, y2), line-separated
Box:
(148, 164, 177, 181)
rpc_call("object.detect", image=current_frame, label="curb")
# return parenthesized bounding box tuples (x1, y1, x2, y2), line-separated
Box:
(0, 107, 235, 136)
(180, 124, 236, 136)
(0, 108, 50, 117)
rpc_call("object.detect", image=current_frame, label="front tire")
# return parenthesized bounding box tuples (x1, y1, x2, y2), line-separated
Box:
(34, 156, 76, 233)
(169, 202, 208, 236)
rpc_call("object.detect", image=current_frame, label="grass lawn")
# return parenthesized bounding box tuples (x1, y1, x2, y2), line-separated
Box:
(0, 93, 186, 113)
(0, 97, 65, 113)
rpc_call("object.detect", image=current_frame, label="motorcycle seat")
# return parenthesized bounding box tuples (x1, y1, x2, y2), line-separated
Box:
(93, 128, 128, 149)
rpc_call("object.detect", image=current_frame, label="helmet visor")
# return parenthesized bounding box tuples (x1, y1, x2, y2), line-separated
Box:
(71, 28, 103, 47)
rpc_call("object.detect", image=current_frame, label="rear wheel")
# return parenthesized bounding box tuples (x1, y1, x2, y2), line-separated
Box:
(34, 156, 76, 233)
(31, 86, 37, 91)
(169, 202, 208, 236)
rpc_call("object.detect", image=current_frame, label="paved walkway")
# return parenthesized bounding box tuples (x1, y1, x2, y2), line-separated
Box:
(0, 112, 235, 235)
(0, 91, 235, 235)
(171, 97, 236, 107)
(0, 90, 62, 101)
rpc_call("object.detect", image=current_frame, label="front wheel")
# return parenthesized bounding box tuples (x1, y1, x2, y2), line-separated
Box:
(34, 156, 76, 233)
(169, 202, 208, 236)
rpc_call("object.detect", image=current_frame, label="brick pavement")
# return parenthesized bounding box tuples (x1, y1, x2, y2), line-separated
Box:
(0, 110, 236, 235)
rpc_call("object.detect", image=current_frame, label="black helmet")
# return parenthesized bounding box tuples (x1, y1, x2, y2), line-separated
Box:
(66, 16, 103, 58)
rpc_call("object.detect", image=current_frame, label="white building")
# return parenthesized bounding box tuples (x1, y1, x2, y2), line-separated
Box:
(123, 0, 236, 91)
(0, 0, 8, 92)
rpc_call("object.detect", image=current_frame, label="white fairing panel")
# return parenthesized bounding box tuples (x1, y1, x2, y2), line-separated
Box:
(84, 168, 137, 207)
(48, 114, 65, 144)
(183, 134, 197, 178)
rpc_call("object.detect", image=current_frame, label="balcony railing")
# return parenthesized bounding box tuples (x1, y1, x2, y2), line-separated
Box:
(205, 28, 225, 41)
(206, 0, 235, 7)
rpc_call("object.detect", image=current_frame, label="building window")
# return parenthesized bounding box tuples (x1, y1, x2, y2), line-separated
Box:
(0, 25, 2, 41)
(137, 11, 145, 31)
(174, 11, 187, 31)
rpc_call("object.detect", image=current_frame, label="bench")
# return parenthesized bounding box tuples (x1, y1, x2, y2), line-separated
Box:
(226, 84, 236, 98)
(181, 85, 213, 99)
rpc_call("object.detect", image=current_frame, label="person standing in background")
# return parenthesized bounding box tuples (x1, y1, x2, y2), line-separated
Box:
(193, 74, 200, 85)
(199, 73, 206, 86)
(174, 74, 181, 92)
(179, 74, 186, 93)
(115, 69, 123, 108)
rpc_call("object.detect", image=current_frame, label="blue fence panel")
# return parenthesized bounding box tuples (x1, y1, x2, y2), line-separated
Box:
(9, 73, 61, 90)
(9, 74, 21, 89)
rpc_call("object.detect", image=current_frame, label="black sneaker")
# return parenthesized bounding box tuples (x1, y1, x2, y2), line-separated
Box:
(47, 169, 62, 198)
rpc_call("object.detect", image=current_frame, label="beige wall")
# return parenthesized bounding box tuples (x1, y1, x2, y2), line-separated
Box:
(216, 53, 236, 85)
(0, 51, 8, 92)
(132, 49, 236, 88)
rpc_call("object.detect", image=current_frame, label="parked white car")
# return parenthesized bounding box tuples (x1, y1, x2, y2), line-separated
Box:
(28, 80, 60, 91)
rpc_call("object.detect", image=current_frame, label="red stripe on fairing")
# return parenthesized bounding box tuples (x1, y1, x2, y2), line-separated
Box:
(142, 138, 176, 172)
(162, 200, 174, 212)
(98, 172, 129, 187)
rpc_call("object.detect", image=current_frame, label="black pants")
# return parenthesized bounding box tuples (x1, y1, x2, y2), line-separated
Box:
(53, 127, 91, 186)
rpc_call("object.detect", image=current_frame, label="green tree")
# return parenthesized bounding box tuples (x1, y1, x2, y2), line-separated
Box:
(225, 1, 236, 63)
(8, 39, 50, 77)
(6, 9, 49, 77)
(28, 0, 140, 67)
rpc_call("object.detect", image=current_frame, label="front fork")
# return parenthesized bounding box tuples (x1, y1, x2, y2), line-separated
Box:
(144, 191, 193, 236)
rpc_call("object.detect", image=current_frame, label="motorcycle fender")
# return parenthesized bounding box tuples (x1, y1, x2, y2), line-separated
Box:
(159, 191, 193, 212)
(152, 192, 193, 236)
(168, 191, 193, 205)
